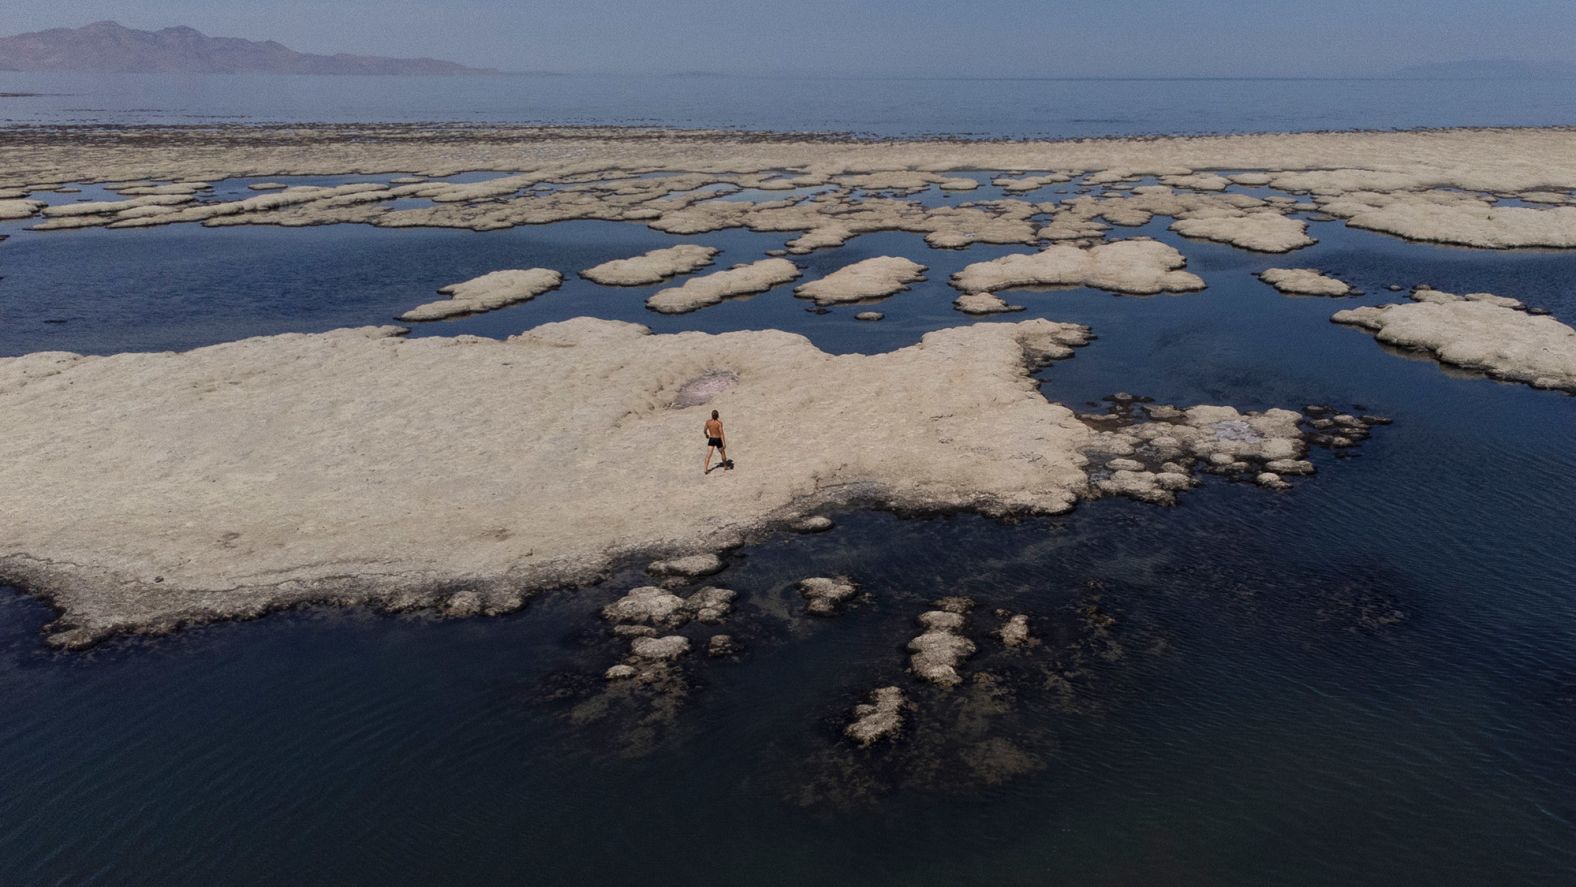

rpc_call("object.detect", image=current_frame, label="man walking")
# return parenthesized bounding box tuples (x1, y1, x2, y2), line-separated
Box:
(704, 410, 730, 473)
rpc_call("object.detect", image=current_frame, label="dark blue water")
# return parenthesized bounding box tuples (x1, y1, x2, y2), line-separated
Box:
(2, 72, 1576, 136)
(1, 183, 1575, 884)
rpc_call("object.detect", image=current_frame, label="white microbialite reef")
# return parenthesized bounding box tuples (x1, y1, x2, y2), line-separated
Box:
(1333, 289, 1576, 392)
(0, 123, 1572, 645)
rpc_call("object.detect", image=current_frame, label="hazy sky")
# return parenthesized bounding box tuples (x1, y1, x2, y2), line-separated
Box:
(8, 1, 1575, 76)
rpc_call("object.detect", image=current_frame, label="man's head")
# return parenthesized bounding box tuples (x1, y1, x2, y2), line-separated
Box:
(711, 410, 719, 420)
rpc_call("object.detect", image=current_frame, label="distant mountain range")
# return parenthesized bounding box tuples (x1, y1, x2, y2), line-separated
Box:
(0, 20, 495, 76)
(1390, 59, 1576, 79)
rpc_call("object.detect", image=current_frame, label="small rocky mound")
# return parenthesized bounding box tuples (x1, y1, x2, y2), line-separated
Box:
(1077, 394, 1387, 504)
(602, 585, 735, 628)
(954, 292, 1025, 315)
(685, 586, 736, 623)
(602, 586, 686, 626)
(1333, 288, 1576, 393)
(791, 515, 834, 533)
(800, 576, 858, 615)
(845, 686, 909, 746)
(997, 612, 1034, 648)
(908, 599, 976, 687)
(630, 635, 690, 661)
(648, 553, 724, 578)
(1258, 267, 1353, 297)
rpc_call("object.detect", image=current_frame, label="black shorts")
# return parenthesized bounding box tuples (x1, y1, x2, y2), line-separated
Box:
(707, 437, 724, 448)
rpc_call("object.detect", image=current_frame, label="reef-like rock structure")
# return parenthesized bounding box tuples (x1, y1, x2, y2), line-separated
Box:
(1259, 267, 1353, 297)
(580, 244, 717, 286)
(1077, 397, 1382, 504)
(1170, 213, 1314, 253)
(997, 613, 1033, 648)
(952, 240, 1205, 297)
(0, 318, 1106, 646)
(794, 256, 926, 305)
(646, 259, 800, 313)
(908, 598, 976, 687)
(647, 553, 724, 579)
(1333, 290, 1576, 392)
(954, 293, 1024, 315)
(845, 687, 909, 746)
(800, 577, 858, 616)
(399, 268, 562, 321)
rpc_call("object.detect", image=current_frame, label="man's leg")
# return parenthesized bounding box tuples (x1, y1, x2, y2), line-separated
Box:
(719, 445, 729, 468)
(704, 445, 714, 472)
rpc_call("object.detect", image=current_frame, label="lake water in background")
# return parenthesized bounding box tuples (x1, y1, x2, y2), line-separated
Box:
(2, 72, 1576, 136)
(1, 104, 1576, 884)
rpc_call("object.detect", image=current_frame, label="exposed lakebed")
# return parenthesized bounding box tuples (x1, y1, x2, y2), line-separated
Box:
(1, 161, 1575, 885)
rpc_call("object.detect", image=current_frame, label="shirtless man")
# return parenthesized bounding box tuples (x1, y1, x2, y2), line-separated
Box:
(704, 410, 730, 473)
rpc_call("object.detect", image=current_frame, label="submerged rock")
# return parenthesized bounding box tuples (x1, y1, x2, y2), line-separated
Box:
(800, 576, 858, 616)
(909, 631, 976, 687)
(1077, 398, 1365, 504)
(684, 586, 735, 623)
(909, 600, 976, 687)
(845, 686, 909, 746)
(854, 311, 884, 321)
(998, 613, 1033, 648)
(630, 635, 690, 661)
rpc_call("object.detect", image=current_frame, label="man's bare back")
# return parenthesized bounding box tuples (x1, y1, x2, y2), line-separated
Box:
(704, 410, 730, 473)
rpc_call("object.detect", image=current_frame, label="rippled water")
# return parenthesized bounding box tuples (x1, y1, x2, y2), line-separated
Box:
(1, 177, 1574, 885)
(2, 72, 1575, 137)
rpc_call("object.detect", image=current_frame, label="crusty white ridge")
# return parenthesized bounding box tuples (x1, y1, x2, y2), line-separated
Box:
(952, 240, 1205, 296)
(794, 256, 926, 305)
(1259, 268, 1353, 297)
(581, 244, 718, 286)
(0, 318, 1098, 646)
(400, 268, 563, 321)
(1333, 290, 1576, 391)
(646, 258, 801, 313)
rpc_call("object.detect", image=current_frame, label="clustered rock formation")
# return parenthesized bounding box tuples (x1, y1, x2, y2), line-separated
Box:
(1333, 289, 1576, 392)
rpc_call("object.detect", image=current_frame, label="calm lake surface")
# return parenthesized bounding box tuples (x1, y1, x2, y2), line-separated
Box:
(2, 71, 1576, 137)
(1, 169, 1574, 881)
